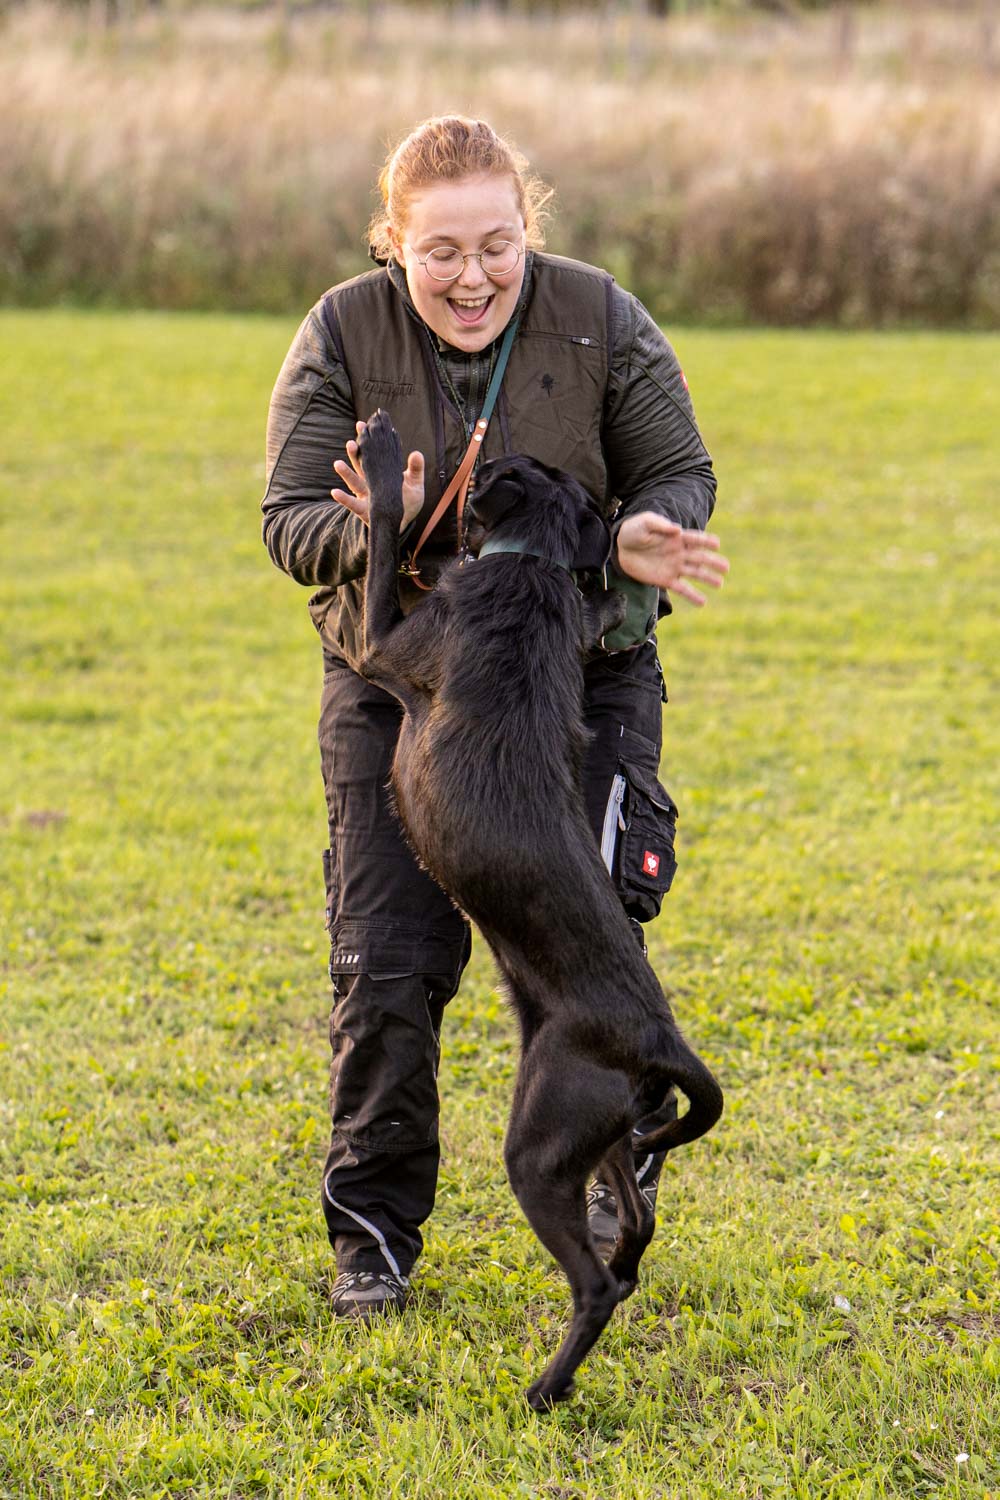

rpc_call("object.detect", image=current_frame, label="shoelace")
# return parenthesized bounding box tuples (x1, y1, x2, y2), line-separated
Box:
(586, 1183, 658, 1212)
(333, 1271, 407, 1293)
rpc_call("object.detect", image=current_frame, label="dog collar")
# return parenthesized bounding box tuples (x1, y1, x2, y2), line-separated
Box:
(476, 537, 573, 573)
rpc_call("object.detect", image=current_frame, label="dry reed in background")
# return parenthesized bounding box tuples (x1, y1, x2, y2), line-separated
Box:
(3, 2, 998, 324)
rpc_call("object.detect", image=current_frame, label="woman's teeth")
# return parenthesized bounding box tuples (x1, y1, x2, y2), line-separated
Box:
(449, 295, 493, 323)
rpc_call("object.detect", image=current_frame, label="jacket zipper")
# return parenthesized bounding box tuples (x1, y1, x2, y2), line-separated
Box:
(519, 329, 600, 348)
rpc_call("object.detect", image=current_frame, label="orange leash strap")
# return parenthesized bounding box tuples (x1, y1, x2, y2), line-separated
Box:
(402, 313, 521, 590)
(404, 417, 488, 591)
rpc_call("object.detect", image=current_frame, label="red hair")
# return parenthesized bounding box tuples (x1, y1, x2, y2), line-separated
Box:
(368, 115, 552, 260)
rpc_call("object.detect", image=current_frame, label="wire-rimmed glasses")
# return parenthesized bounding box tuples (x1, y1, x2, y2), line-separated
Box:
(406, 241, 524, 282)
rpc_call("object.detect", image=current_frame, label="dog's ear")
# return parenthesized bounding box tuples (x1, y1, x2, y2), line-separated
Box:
(467, 466, 526, 532)
(573, 506, 612, 572)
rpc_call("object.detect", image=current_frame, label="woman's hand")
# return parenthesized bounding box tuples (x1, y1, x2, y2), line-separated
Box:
(331, 421, 425, 532)
(615, 511, 730, 606)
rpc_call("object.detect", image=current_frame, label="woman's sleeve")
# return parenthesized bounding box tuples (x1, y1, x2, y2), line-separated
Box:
(603, 288, 717, 533)
(261, 305, 369, 587)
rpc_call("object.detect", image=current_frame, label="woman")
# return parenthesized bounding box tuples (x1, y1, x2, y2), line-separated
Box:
(262, 116, 727, 1320)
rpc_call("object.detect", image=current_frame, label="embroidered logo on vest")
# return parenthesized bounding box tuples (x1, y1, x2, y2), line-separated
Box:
(541, 374, 556, 397)
(363, 378, 415, 398)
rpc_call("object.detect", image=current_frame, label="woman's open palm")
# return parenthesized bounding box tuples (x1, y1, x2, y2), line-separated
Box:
(331, 420, 425, 531)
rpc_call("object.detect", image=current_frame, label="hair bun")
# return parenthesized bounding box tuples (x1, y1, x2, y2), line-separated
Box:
(366, 115, 552, 265)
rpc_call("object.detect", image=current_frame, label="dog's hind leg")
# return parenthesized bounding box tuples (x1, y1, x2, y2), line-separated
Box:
(513, 1177, 620, 1412)
(504, 1056, 633, 1410)
(596, 1134, 656, 1297)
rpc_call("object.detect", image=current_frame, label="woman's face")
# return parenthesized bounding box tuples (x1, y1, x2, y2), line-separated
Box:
(392, 174, 527, 354)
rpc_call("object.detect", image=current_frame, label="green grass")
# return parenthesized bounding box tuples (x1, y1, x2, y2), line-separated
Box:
(1, 311, 997, 1498)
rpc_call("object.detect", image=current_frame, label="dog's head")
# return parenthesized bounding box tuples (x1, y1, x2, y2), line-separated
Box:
(464, 455, 611, 573)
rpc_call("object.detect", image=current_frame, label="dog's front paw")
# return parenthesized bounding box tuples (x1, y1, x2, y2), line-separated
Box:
(358, 409, 405, 525)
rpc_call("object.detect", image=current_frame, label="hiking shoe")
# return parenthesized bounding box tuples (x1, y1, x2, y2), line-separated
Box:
(586, 1180, 624, 1257)
(330, 1270, 411, 1321)
(586, 1165, 664, 1259)
(587, 1105, 675, 1258)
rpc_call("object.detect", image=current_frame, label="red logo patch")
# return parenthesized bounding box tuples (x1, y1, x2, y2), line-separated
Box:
(643, 851, 660, 877)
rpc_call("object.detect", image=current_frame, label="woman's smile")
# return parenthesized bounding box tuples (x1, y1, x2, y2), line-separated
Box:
(447, 292, 495, 326)
(393, 174, 526, 352)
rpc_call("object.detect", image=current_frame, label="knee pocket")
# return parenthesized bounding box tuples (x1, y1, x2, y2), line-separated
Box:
(326, 920, 470, 1151)
(328, 968, 445, 1151)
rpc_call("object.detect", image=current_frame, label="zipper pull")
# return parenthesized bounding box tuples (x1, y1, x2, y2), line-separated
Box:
(599, 772, 627, 875)
(613, 773, 628, 831)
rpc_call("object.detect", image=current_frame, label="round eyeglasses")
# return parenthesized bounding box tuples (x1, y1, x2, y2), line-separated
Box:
(407, 240, 524, 282)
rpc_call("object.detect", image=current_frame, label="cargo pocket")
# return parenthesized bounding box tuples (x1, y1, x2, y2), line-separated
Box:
(325, 920, 469, 1150)
(614, 762, 678, 921)
(328, 920, 467, 984)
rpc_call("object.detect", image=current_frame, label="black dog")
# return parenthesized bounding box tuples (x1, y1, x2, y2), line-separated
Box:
(356, 409, 723, 1409)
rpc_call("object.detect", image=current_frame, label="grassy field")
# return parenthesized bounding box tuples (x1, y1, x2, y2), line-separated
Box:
(1, 311, 997, 1497)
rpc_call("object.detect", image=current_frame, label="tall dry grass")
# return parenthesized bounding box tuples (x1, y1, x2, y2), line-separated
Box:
(3, 2, 999, 323)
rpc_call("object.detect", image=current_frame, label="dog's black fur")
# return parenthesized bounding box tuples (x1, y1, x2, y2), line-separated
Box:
(356, 409, 723, 1409)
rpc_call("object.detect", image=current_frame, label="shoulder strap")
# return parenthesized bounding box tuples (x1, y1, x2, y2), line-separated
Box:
(405, 317, 520, 589)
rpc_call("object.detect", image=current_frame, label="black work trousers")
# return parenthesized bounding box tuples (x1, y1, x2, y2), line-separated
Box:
(318, 640, 679, 1276)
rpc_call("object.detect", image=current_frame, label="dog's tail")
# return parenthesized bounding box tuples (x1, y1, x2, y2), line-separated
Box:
(639, 1037, 724, 1154)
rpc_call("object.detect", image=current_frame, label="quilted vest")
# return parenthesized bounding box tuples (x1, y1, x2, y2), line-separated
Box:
(331, 256, 611, 510)
(311, 254, 615, 660)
